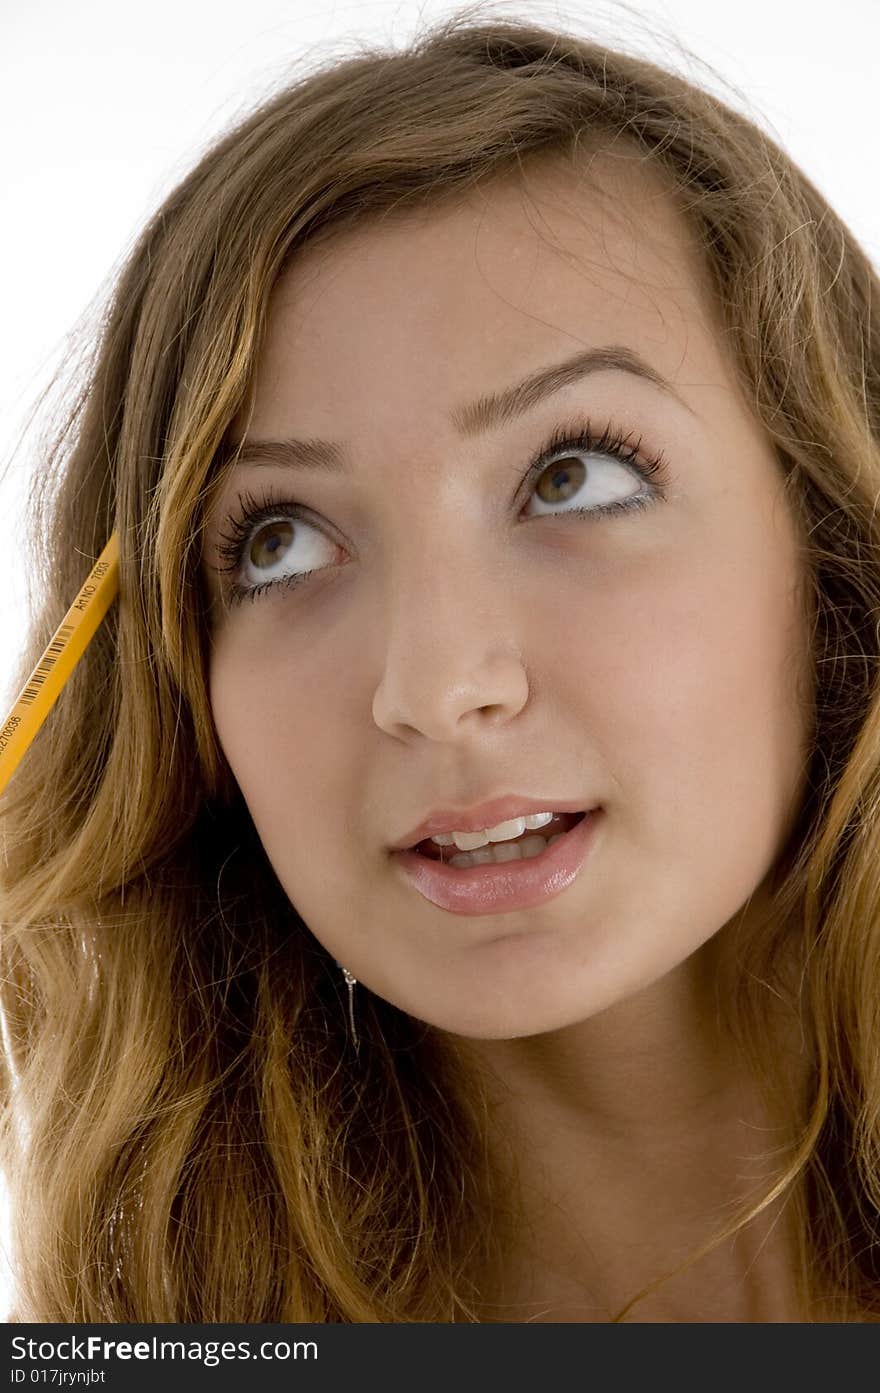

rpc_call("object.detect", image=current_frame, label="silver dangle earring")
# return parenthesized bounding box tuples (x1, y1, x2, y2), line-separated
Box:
(335, 960, 360, 1055)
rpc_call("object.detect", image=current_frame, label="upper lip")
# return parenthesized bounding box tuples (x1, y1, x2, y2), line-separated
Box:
(390, 794, 596, 850)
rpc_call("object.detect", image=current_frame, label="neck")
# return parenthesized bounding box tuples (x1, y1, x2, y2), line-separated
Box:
(449, 928, 816, 1321)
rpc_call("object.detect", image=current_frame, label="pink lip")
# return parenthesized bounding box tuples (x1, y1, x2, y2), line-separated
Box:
(389, 808, 602, 916)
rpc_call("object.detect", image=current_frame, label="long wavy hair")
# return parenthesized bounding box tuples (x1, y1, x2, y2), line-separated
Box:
(2, 4, 879, 1322)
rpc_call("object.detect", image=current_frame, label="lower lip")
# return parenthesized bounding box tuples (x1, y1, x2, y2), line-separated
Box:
(390, 809, 602, 916)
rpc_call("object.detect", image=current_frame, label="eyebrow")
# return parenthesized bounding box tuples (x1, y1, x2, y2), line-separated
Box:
(230, 344, 694, 472)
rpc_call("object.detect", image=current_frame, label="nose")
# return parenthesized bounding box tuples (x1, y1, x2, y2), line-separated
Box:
(371, 545, 530, 744)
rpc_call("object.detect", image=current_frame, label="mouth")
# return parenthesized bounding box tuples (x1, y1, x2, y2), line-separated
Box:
(411, 810, 587, 864)
(390, 808, 600, 917)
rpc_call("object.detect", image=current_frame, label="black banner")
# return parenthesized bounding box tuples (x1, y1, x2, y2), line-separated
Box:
(0, 1321, 861, 1391)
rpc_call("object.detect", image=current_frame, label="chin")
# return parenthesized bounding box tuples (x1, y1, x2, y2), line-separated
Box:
(402, 993, 585, 1041)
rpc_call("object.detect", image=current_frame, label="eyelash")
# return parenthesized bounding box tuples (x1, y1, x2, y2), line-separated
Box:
(214, 416, 670, 606)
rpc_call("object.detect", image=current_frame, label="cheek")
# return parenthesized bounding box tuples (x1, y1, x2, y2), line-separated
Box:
(554, 522, 810, 915)
(206, 622, 370, 872)
(207, 638, 298, 803)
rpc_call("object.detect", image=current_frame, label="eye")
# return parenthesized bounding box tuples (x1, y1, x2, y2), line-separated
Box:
(213, 493, 341, 604)
(520, 420, 668, 522)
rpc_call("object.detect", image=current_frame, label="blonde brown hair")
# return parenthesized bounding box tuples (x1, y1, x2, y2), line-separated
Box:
(2, 4, 879, 1321)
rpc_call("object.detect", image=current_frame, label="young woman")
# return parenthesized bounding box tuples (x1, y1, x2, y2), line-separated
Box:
(2, 9, 878, 1323)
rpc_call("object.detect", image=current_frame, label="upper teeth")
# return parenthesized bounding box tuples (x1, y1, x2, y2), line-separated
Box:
(430, 811, 556, 851)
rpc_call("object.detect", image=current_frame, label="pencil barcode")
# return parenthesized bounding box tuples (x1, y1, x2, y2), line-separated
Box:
(19, 625, 76, 706)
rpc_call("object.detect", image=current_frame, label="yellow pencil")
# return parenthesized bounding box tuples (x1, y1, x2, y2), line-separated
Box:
(0, 532, 120, 797)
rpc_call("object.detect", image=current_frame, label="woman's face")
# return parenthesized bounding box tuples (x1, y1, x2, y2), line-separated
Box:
(202, 158, 812, 1039)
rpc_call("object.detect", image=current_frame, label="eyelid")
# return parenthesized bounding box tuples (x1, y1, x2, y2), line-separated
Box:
(525, 416, 665, 484)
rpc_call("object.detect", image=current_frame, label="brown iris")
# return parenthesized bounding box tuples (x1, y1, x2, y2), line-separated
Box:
(535, 457, 586, 502)
(249, 519, 294, 569)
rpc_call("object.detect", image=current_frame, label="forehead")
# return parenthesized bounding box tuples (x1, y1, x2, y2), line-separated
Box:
(241, 151, 732, 432)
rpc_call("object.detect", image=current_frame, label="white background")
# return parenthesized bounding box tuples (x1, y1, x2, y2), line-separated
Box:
(1, 0, 877, 1322)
